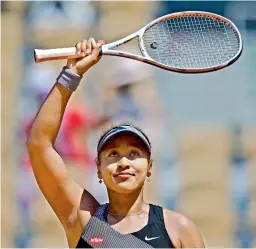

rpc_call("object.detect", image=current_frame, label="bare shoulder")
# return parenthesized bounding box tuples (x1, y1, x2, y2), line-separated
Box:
(163, 209, 205, 248)
(163, 208, 195, 228)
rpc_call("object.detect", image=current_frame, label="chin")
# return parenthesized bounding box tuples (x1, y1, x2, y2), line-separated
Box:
(113, 181, 143, 194)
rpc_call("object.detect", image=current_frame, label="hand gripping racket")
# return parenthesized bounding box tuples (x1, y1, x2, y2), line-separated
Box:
(34, 11, 243, 73)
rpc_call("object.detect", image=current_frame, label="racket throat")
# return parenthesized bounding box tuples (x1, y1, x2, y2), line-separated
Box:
(101, 31, 141, 54)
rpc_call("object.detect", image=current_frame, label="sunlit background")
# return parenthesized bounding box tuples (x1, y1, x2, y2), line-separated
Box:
(1, 1, 256, 248)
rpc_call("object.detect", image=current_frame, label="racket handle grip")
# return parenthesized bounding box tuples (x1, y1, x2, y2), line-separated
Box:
(34, 47, 81, 63)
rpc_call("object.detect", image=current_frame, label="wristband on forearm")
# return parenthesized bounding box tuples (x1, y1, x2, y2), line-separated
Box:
(56, 66, 83, 91)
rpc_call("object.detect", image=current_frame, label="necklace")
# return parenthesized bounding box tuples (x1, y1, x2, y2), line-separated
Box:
(107, 209, 143, 216)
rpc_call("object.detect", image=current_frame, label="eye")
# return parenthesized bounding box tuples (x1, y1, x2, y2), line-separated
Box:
(130, 150, 140, 157)
(109, 151, 119, 157)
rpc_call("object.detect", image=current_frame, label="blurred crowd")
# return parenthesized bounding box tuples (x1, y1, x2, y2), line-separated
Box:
(2, 1, 256, 248)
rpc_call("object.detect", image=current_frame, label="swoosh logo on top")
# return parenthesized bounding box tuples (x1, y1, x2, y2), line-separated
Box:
(145, 236, 160, 241)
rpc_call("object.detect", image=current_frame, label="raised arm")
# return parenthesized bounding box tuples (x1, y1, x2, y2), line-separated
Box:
(27, 38, 105, 230)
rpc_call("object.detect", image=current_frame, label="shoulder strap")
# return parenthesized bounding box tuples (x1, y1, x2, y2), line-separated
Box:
(148, 204, 164, 224)
(93, 203, 108, 221)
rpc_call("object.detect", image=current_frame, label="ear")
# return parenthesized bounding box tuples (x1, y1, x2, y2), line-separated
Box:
(96, 156, 101, 168)
(97, 167, 102, 180)
(147, 159, 153, 177)
(96, 157, 102, 179)
(97, 171, 102, 180)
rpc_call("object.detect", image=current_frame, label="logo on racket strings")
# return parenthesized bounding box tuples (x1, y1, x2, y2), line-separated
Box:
(150, 42, 158, 49)
(90, 237, 104, 246)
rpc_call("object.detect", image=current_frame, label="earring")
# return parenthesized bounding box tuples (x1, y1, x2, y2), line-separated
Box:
(99, 179, 102, 184)
(147, 177, 150, 182)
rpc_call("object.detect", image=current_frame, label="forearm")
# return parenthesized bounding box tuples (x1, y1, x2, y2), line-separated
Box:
(27, 82, 73, 148)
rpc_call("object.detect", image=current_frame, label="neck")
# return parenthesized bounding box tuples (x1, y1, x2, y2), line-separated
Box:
(107, 187, 146, 216)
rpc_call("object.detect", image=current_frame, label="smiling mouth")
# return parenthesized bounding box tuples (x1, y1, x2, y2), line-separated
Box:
(113, 172, 135, 177)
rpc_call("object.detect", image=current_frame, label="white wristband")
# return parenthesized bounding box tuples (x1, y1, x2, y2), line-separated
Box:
(56, 66, 83, 91)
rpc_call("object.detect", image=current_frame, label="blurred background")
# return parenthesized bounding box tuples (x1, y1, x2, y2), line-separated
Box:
(1, 1, 256, 248)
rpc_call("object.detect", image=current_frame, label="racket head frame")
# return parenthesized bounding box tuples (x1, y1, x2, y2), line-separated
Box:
(101, 11, 243, 73)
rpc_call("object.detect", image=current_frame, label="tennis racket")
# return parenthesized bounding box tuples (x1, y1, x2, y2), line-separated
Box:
(34, 11, 243, 73)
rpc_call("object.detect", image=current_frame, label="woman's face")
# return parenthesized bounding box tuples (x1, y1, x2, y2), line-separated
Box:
(98, 134, 152, 194)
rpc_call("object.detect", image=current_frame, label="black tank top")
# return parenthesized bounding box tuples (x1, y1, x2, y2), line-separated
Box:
(76, 203, 174, 248)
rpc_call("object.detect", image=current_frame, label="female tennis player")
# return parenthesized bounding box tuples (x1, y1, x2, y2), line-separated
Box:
(27, 38, 205, 248)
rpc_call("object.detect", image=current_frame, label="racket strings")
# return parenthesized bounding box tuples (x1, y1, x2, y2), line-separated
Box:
(142, 16, 240, 69)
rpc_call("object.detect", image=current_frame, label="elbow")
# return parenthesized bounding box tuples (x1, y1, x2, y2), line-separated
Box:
(26, 134, 51, 152)
(26, 122, 54, 151)
(26, 136, 41, 152)
(26, 128, 38, 149)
